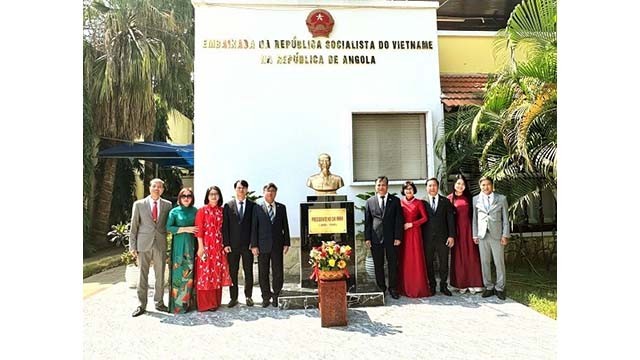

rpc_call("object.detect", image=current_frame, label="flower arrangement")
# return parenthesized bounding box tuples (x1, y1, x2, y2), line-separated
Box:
(309, 241, 352, 280)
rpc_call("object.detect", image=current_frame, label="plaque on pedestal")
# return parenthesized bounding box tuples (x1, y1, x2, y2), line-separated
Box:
(300, 198, 355, 289)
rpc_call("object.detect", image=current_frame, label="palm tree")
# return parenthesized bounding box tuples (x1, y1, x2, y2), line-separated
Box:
(437, 0, 557, 217)
(84, 0, 191, 245)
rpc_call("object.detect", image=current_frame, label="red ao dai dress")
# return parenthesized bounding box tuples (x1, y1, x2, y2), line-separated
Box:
(194, 205, 232, 311)
(398, 197, 432, 298)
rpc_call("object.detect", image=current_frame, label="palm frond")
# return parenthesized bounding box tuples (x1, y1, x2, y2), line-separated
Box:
(506, 0, 557, 51)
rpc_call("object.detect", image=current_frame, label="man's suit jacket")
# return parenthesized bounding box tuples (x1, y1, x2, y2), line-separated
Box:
(421, 195, 456, 244)
(364, 194, 404, 245)
(130, 196, 172, 252)
(472, 192, 510, 240)
(222, 199, 255, 251)
(250, 201, 291, 254)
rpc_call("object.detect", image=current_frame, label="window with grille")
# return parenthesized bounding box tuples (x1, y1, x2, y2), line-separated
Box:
(352, 113, 427, 182)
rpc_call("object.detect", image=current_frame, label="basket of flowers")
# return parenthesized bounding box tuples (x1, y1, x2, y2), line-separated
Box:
(308, 241, 353, 281)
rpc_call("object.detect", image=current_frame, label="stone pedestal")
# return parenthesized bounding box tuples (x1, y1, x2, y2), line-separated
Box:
(300, 196, 355, 289)
(318, 279, 347, 327)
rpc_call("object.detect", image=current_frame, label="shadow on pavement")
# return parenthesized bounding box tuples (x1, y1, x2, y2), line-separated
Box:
(158, 304, 295, 327)
(329, 308, 403, 337)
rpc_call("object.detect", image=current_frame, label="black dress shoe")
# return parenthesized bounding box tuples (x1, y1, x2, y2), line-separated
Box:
(155, 304, 169, 312)
(262, 299, 270, 308)
(389, 290, 400, 299)
(228, 299, 238, 308)
(246, 297, 254, 307)
(132, 306, 146, 317)
(441, 288, 452, 296)
(482, 289, 495, 298)
(496, 290, 506, 300)
(272, 296, 278, 307)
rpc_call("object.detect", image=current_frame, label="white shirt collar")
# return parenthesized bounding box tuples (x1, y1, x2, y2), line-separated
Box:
(148, 196, 160, 211)
(428, 194, 439, 206)
(378, 193, 388, 207)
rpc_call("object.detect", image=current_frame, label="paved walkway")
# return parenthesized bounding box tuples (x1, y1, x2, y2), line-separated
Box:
(83, 266, 556, 359)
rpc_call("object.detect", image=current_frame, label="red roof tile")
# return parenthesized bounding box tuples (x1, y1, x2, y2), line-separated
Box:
(440, 74, 488, 108)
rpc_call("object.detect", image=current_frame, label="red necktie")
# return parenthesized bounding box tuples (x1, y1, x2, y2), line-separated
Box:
(152, 201, 158, 222)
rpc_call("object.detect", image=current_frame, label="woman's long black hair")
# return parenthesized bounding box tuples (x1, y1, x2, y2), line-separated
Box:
(451, 174, 473, 221)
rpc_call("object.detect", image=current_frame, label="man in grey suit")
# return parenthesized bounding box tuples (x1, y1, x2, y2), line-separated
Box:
(130, 178, 172, 317)
(472, 176, 511, 300)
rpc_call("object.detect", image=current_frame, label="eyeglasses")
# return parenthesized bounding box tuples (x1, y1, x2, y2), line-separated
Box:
(180, 194, 193, 199)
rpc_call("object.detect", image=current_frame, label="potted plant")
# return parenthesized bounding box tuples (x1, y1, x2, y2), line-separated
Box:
(108, 222, 139, 288)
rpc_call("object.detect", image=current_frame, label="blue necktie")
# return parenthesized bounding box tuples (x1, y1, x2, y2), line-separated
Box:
(239, 201, 244, 222)
(268, 204, 275, 223)
(431, 197, 436, 211)
(380, 195, 385, 213)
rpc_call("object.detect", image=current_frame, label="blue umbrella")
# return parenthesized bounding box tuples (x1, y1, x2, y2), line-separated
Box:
(97, 141, 194, 169)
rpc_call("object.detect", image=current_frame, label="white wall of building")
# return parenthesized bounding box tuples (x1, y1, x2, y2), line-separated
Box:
(193, 0, 443, 236)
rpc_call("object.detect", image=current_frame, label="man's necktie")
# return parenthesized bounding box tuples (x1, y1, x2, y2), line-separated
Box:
(239, 201, 244, 222)
(485, 195, 491, 211)
(152, 201, 158, 222)
(380, 195, 385, 213)
(431, 197, 436, 211)
(268, 204, 275, 223)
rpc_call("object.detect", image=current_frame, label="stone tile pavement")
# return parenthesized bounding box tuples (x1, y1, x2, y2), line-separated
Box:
(83, 266, 556, 359)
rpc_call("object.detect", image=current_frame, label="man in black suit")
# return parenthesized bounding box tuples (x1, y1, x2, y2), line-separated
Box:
(223, 179, 256, 307)
(251, 182, 291, 308)
(364, 176, 404, 299)
(421, 177, 456, 296)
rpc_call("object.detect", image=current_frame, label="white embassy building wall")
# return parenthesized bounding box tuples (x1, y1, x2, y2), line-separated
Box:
(193, 0, 444, 237)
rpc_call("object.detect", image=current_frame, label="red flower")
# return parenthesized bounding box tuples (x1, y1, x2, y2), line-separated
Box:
(182, 293, 191, 302)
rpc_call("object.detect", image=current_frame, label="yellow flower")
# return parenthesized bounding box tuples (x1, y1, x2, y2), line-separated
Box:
(328, 259, 336, 267)
(338, 260, 346, 269)
(328, 247, 334, 255)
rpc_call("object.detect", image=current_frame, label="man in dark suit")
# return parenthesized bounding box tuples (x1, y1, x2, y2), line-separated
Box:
(364, 176, 404, 299)
(251, 182, 291, 308)
(421, 177, 456, 296)
(222, 179, 256, 307)
(129, 178, 172, 317)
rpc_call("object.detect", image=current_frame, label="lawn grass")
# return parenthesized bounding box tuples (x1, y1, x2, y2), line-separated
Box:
(506, 265, 557, 319)
(83, 248, 124, 279)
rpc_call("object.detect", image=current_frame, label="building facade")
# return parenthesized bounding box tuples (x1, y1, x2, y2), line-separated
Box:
(193, 0, 448, 237)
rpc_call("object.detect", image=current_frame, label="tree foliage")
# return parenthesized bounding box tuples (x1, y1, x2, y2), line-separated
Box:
(83, 0, 193, 248)
(437, 0, 557, 218)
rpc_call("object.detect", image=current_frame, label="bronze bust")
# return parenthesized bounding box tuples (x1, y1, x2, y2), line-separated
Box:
(306, 153, 344, 194)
